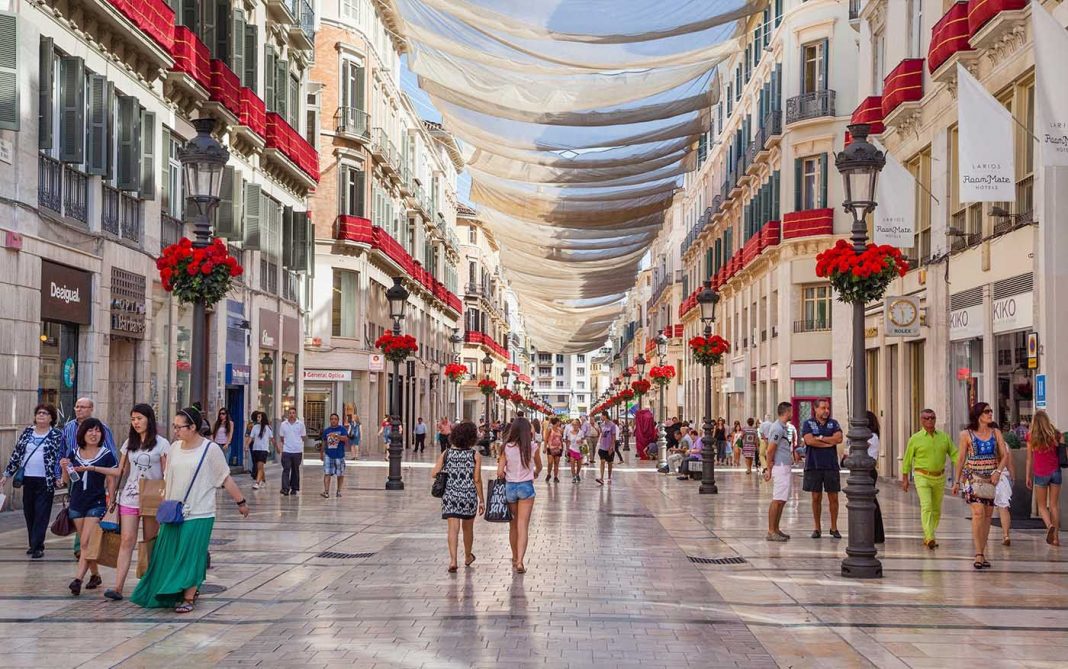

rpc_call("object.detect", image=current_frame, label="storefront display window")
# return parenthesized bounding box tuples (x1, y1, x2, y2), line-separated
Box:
(39, 321, 79, 424)
(258, 352, 276, 417)
(281, 353, 297, 412)
(995, 331, 1033, 433)
(951, 339, 983, 433)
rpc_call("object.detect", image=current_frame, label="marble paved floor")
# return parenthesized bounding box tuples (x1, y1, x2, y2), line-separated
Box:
(1, 448, 1067, 668)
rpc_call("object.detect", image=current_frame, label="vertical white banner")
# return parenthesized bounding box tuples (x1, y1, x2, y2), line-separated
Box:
(957, 63, 1016, 202)
(1032, 3, 1068, 166)
(873, 142, 915, 248)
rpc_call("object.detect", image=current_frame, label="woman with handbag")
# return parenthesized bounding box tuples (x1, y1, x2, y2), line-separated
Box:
(431, 421, 484, 573)
(0, 404, 63, 559)
(953, 402, 1010, 570)
(1026, 410, 1062, 546)
(131, 406, 249, 613)
(497, 417, 541, 574)
(61, 418, 119, 595)
(96, 404, 170, 601)
(544, 417, 564, 483)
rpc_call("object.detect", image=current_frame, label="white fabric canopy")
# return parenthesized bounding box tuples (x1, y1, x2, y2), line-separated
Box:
(393, 0, 758, 352)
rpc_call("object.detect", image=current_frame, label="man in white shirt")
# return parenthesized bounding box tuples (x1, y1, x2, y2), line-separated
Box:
(277, 408, 306, 495)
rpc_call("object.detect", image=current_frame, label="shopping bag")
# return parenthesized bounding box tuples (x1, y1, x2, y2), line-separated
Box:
(484, 478, 512, 523)
(83, 524, 107, 562)
(137, 536, 156, 578)
(99, 505, 120, 532)
(138, 479, 166, 517)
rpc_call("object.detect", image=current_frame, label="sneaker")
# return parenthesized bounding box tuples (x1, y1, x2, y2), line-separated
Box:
(104, 589, 124, 601)
(85, 574, 102, 590)
(69, 578, 82, 596)
(31, 550, 43, 559)
(280, 489, 290, 496)
(830, 529, 842, 539)
(766, 532, 788, 542)
(811, 530, 821, 539)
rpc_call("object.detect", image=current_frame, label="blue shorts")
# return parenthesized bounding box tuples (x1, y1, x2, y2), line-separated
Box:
(68, 505, 107, 520)
(504, 480, 536, 503)
(1034, 469, 1063, 487)
(323, 456, 346, 476)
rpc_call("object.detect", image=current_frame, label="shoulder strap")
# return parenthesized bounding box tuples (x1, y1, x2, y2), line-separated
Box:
(182, 442, 212, 505)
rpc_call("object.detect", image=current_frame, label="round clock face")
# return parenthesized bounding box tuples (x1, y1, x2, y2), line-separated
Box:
(889, 299, 917, 327)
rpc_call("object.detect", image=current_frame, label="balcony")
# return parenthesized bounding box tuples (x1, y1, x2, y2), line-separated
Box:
(758, 111, 782, 153)
(166, 26, 211, 106)
(265, 0, 298, 26)
(793, 319, 832, 333)
(236, 88, 267, 143)
(785, 90, 836, 125)
(288, 0, 316, 52)
(850, 96, 885, 136)
(371, 127, 401, 175)
(782, 208, 834, 240)
(334, 107, 370, 139)
(101, 185, 142, 243)
(335, 214, 373, 244)
(882, 59, 925, 123)
(38, 154, 62, 215)
(849, 0, 862, 28)
(968, 0, 1029, 50)
(265, 112, 319, 187)
(206, 59, 241, 124)
(929, 2, 976, 82)
(62, 165, 88, 224)
(160, 213, 184, 254)
(465, 330, 508, 360)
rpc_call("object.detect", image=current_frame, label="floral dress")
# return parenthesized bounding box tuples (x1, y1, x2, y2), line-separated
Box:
(962, 431, 998, 507)
(440, 448, 477, 520)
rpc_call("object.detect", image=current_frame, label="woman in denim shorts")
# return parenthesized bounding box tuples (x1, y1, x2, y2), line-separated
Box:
(496, 416, 542, 574)
(61, 417, 118, 596)
(1026, 410, 1062, 546)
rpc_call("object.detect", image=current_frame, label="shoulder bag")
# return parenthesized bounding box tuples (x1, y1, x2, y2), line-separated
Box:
(432, 450, 449, 498)
(156, 442, 211, 525)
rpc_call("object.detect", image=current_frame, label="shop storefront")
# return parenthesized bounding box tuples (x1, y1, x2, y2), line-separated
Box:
(39, 261, 92, 423)
(108, 268, 146, 422)
(225, 300, 250, 468)
(790, 360, 832, 425)
(992, 285, 1035, 433)
(950, 289, 985, 433)
(303, 369, 350, 436)
(281, 315, 300, 415)
(257, 308, 279, 418)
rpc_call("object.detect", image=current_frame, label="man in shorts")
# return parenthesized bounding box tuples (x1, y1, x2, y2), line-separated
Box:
(801, 399, 843, 538)
(765, 402, 796, 541)
(595, 412, 618, 485)
(319, 413, 349, 498)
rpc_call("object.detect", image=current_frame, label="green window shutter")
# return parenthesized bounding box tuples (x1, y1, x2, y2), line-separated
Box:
(264, 47, 275, 111)
(355, 65, 365, 110)
(0, 12, 16, 131)
(59, 56, 85, 163)
(276, 59, 287, 119)
(289, 211, 310, 273)
(340, 61, 350, 108)
(141, 111, 156, 197)
(303, 215, 313, 276)
(104, 82, 115, 179)
(39, 37, 53, 149)
(116, 96, 142, 191)
(213, 0, 231, 61)
(216, 166, 245, 239)
(772, 170, 781, 218)
(282, 205, 294, 268)
(86, 74, 108, 175)
(243, 182, 262, 249)
(793, 158, 802, 211)
(232, 9, 245, 87)
(819, 153, 828, 209)
(160, 130, 171, 213)
(244, 25, 257, 94)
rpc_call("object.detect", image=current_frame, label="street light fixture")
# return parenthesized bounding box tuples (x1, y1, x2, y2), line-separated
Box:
(384, 277, 410, 491)
(696, 280, 720, 495)
(837, 123, 886, 580)
(655, 331, 670, 474)
(178, 118, 230, 412)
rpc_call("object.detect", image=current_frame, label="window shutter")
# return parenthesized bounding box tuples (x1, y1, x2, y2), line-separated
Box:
(289, 210, 311, 272)
(243, 182, 262, 249)
(104, 82, 115, 179)
(0, 12, 16, 131)
(59, 56, 85, 163)
(355, 169, 365, 216)
(264, 47, 275, 111)
(39, 37, 53, 148)
(819, 152, 828, 208)
(232, 9, 245, 87)
(160, 130, 171, 213)
(820, 38, 829, 91)
(216, 166, 245, 239)
(793, 158, 802, 211)
(282, 205, 294, 268)
(116, 96, 142, 191)
(244, 25, 257, 94)
(355, 65, 365, 110)
(141, 110, 156, 197)
(180, 0, 197, 29)
(85, 74, 109, 174)
(202, 0, 217, 59)
(276, 59, 287, 119)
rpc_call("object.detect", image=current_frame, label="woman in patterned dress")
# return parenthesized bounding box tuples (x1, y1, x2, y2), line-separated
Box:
(431, 421, 484, 573)
(952, 402, 1010, 570)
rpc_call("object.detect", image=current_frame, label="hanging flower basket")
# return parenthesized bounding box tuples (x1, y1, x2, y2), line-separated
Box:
(497, 388, 513, 401)
(374, 332, 419, 363)
(157, 237, 243, 306)
(477, 379, 497, 396)
(619, 389, 635, 403)
(630, 379, 651, 398)
(649, 365, 676, 387)
(815, 239, 909, 304)
(444, 363, 467, 383)
(690, 335, 730, 366)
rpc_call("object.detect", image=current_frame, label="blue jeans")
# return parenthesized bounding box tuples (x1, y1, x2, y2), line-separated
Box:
(1035, 469, 1063, 487)
(504, 480, 536, 503)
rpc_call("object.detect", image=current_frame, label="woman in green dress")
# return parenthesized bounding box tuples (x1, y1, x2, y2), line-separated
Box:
(131, 406, 249, 612)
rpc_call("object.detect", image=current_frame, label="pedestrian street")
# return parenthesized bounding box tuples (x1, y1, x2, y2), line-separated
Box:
(1, 451, 1067, 669)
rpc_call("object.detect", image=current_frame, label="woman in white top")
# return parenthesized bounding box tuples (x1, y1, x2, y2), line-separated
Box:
(130, 406, 248, 613)
(211, 408, 235, 454)
(865, 411, 885, 544)
(246, 411, 274, 490)
(564, 419, 585, 483)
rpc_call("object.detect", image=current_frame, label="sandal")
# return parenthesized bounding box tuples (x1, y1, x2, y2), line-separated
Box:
(175, 599, 195, 614)
(447, 565, 458, 573)
(465, 553, 476, 567)
(320, 491, 330, 498)
(981, 557, 991, 569)
(973, 554, 984, 570)
(515, 564, 526, 574)
(1046, 525, 1057, 545)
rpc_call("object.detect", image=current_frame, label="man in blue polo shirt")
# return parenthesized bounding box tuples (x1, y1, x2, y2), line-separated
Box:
(801, 399, 843, 539)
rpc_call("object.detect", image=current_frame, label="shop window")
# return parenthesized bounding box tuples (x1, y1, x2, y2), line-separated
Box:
(951, 339, 983, 432)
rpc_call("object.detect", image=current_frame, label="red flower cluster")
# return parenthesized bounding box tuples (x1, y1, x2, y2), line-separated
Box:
(497, 388, 513, 401)
(374, 332, 419, 363)
(815, 239, 909, 304)
(689, 335, 730, 366)
(477, 378, 497, 396)
(649, 365, 676, 387)
(630, 379, 651, 397)
(444, 363, 467, 383)
(157, 237, 243, 305)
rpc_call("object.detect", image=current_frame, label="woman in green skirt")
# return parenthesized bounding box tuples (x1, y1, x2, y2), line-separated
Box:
(131, 406, 249, 612)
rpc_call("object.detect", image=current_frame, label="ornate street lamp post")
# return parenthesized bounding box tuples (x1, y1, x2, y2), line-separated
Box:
(837, 124, 886, 579)
(655, 332, 670, 474)
(178, 118, 230, 410)
(697, 281, 720, 495)
(479, 353, 494, 454)
(384, 277, 410, 491)
(449, 328, 464, 420)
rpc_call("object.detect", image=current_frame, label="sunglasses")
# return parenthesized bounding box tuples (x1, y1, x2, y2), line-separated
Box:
(982, 409, 993, 415)
(172, 423, 193, 431)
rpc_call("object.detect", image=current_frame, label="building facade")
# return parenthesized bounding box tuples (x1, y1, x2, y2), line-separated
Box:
(1, 0, 317, 482)
(307, 0, 463, 442)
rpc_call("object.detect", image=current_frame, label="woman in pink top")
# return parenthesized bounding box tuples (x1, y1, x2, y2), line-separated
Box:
(496, 417, 541, 574)
(1026, 410, 1062, 545)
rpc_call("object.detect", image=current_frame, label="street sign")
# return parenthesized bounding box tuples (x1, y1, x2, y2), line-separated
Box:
(369, 353, 384, 372)
(1028, 332, 1038, 369)
(1036, 373, 1047, 410)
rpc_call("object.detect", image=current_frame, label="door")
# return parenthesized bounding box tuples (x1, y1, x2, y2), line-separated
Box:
(304, 385, 331, 441)
(791, 396, 830, 428)
(225, 386, 244, 469)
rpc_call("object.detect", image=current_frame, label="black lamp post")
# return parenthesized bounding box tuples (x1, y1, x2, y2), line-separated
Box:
(621, 360, 632, 452)
(449, 327, 464, 420)
(837, 123, 886, 579)
(384, 277, 410, 491)
(178, 118, 230, 410)
(480, 353, 493, 454)
(655, 332, 670, 473)
(697, 280, 720, 495)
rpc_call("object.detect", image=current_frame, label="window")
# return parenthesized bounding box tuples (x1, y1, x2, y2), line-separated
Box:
(871, 30, 885, 94)
(556, 367, 564, 376)
(340, 58, 365, 112)
(1015, 83, 1035, 223)
(906, 0, 923, 59)
(796, 155, 826, 210)
(305, 91, 319, 150)
(556, 381, 564, 388)
(800, 285, 832, 330)
(906, 147, 932, 263)
(801, 41, 826, 94)
(341, 0, 362, 21)
(259, 193, 282, 295)
(556, 355, 563, 363)
(577, 381, 586, 390)
(577, 368, 585, 376)
(468, 226, 477, 243)
(332, 269, 359, 338)
(576, 354, 585, 363)
(947, 126, 982, 250)
(340, 165, 365, 217)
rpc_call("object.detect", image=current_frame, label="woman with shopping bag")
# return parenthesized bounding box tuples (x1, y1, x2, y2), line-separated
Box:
(496, 417, 541, 574)
(61, 418, 119, 596)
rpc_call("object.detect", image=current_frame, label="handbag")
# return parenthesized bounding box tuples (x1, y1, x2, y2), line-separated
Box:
(484, 478, 512, 523)
(50, 498, 75, 537)
(99, 504, 120, 532)
(1057, 443, 1068, 469)
(156, 442, 211, 525)
(970, 475, 997, 500)
(12, 440, 45, 489)
(431, 450, 449, 498)
(138, 478, 166, 517)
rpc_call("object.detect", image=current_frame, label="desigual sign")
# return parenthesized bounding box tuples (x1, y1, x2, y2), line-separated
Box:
(40, 261, 92, 324)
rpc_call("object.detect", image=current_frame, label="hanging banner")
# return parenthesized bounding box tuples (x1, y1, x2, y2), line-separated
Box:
(1032, 3, 1068, 166)
(874, 143, 915, 248)
(956, 63, 1015, 202)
